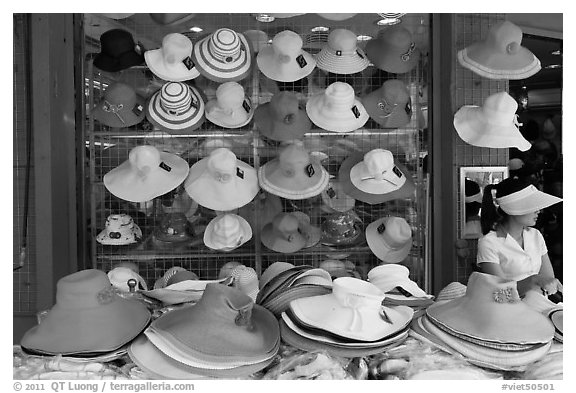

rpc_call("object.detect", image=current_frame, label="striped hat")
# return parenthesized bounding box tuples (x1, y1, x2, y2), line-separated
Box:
(144, 33, 200, 82)
(191, 28, 252, 82)
(315, 29, 370, 75)
(146, 82, 205, 133)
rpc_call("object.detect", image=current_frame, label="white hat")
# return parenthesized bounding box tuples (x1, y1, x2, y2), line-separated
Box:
(496, 184, 562, 215)
(146, 82, 205, 133)
(107, 267, 148, 292)
(315, 29, 370, 75)
(350, 149, 406, 195)
(205, 82, 254, 128)
(144, 33, 200, 82)
(368, 264, 430, 298)
(366, 216, 413, 263)
(203, 214, 252, 251)
(96, 214, 142, 245)
(321, 179, 355, 213)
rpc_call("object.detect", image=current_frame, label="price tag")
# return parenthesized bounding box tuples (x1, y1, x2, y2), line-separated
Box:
(182, 56, 195, 70)
(306, 163, 315, 177)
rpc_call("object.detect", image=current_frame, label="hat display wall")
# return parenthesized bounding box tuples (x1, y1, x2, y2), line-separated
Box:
(366, 216, 413, 263)
(261, 213, 307, 253)
(306, 82, 369, 132)
(184, 147, 259, 211)
(257, 30, 316, 82)
(93, 83, 145, 128)
(20, 269, 150, 355)
(365, 26, 421, 74)
(254, 91, 312, 142)
(191, 28, 252, 82)
(315, 29, 370, 75)
(205, 82, 254, 128)
(362, 79, 412, 129)
(103, 145, 189, 203)
(144, 33, 200, 82)
(453, 91, 531, 151)
(93, 29, 144, 73)
(457, 21, 541, 80)
(96, 213, 142, 245)
(203, 213, 252, 251)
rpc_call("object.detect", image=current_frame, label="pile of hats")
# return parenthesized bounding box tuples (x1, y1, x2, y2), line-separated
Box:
(522, 290, 563, 344)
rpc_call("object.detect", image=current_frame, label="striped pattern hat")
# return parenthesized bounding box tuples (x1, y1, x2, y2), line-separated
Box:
(315, 29, 370, 75)
(146, 82, 205, 133)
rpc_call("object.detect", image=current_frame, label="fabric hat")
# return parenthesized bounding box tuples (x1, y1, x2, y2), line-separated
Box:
(243, 30, 269, 54)
(184, 147, 259, 211)
(320, 211, 364, 246)
(144, 33, 200, 82)
(306, 82, 369, 132)
(362, 79, 412, 129)
(368, 264, 430, 299)
(205, 82, 254, 128)
(107, 267, 148, 293)
(103, 145, 189, 203)
(254, 91, 312, 141)
(153, 212, 193, 244)
(230, 265, 259, 302)
(93, 83, 145, 128)
(321, 179, 355, 213)
(365, 26, 420, 74)
(457, 20, 541, 80)
(258, 142, 329, 199)
(366, 216, 413, 263)
(204, 213, 252, 251)
(291, 211, 321, 248)
(257, 30, 316, 82)
(315, 29, 370, 75)
(20, 269, 150, 355)
(218, 261, 244, 279)
(149, 13, 196, 26)
(146, 81, 205, 133)
(191, 28, 252, 82)
(261, 213, 307, 253)
(96, 213, 142, 245)
(454, 92, 531, 151)
(93, 29, 144, 73)
(495, 183, 562, 215)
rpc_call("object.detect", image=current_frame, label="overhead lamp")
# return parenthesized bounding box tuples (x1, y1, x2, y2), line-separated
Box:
(545, 64, 562, 69)
(550, 49, 562, 56)
(311, 26, 329, 32)
(356, 35, 372, 41)
(376, 13, 406, 26)
(254, 14, 275, 23)
(189, 26, 203, 33)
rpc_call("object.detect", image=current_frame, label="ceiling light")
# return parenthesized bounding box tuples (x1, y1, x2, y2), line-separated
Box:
(550, 49, 562, 56)
(376, 13, 405, 26)
(356, 35, 373, 41)
(545, 64, 562, 69)
(311, 26, 329, 32)
(189, 26, 203, 33)
(254, 14, 275, 23)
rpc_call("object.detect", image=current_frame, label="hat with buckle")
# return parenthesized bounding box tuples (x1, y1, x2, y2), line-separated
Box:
(261, 213, 307, 253)
(315, 29, 370, 75)
(184, 147, 259, 211)
(103, 145, 189, 203)
(149, 13, 197, 26)
(144, 33, 200, 82)
(362, 79, 412, 129)
(205, 82, 254, 128)
(93, 83, 146, 128)
(454, 91, 531, 151)
(93, 29, 144, 73)
(257, 30, 316, 82)
(366, 216, 413, 263)
(320, 210, 364, 247)
(204, 213, 252, 252)
(458, 21, 541, 80)
(96, 213, 142, 246)
(306, 82, 369, 132)
(191, 28, 252, 82)
(366, 26, 421, 74)
(254, 91, 312, 141)
(321, 179, 356, 213)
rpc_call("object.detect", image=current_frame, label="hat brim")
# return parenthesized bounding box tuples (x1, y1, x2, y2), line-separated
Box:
(260, 223, 307, 253)
(290, 211, 322, 248)
(205, 98, 254, 129)
(306, 94, 369, 133)
(349, 161, 407, 195)
(254, 102, 311, 141)
(258, 160, 329, 200)
(257, 265, 311, 304)
(458, 45, 541, 80)
(96, 224, 142, 245)
(93, 95, 146, 128)
(365, 217, 412, 263)
(315, 48, 370, 75)
(203, 214, 253, 251)
(361, 91, 411, 129)
(262, 285, 332, 316)
(365, 40, 420, 74)
(144, 49, 200, 82)
(146, 85, 205, 133)
(321, 180, 356, 212)
(257, 47, 316, 82)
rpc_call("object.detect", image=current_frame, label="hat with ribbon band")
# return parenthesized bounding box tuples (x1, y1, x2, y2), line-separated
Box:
(365, 26, 420, 74)
(93, 83, 146, 128)
(366, 216, 413, 263)
(315, 29, 370, 75)
(254, 91, 312, 142)
(261, 213, 307, 254)
(205, 82, 254, 128)
(144, 33, 200, 82)
(93, 29, 144, 73)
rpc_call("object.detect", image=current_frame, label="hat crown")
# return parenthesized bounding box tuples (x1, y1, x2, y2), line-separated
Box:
(270, 91, 300, 121)
(215, 82, 245, 108)
(377, 26, 413, 50)
(272, 30, 303, 56)
(104, 83, 137, 107)
(207, 147, 237, 180)
(327, 29, 359, 52)
(486, 21, 523, 54)
(105, 213, 134, 231)
(243, 29, 269, 53)
(200, 283, 254, 325)
(368, 263, 410, 281)
(129, 145, 162, 173)
(381, 79, 410, 104)
(161, 33, 193, 62)
(364, 149, 395, 175)
(214, 214, 242, 237)
(273, 213, 300, 233)
(324, 82, 356, 108)
(465, 272, 521, 303)
(381, 216, 412, 246)
(55, 269, 117, 309)
(208, 28, 244, 63)
(100, 29, 136, 56)
(159, 82, 193, 115)
(278, 144, 311, 176)
(481, 92, 518, 124)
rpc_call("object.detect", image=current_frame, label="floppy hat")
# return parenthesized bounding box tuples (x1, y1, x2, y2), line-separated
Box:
(107, 267, 148, 293)
(153, 212, 193, 244)
(103, 145, 189, 203)
(457, 21, 541, 80)
(368, 264, 430, 299)
(258, 142, 329, 199)
(191, 28, 252, 82)
(146, 81, 205, 133)
(230, 265, 259, 302)
(454, 91, 531, 151)
(93, 83, 146, 128)
(321, 179, 355, 213)
(495, 184, 562, 215)
(144, 33, 200, 82)
(306, 82, 369, 132)
(366, 216, 413, 263)
(257, 30, 316, 82)
(96, 213, 142, 245)
(320, 210, 364, 246)
(291, 211, 321, 248)
(254, 91, 312, 141)
(203, 213, 252, 251)
(93, 29, 144, 73)
(365, 26, 421, 74)
(315, 29, 370, 75)
(261, 213, 307, 253)
(149, 13, 197, 26)
(20, 269, 150, 355)
(184, 147, 259, 211)
(362, 79, 412, 128)
(205, 82, 254, 128)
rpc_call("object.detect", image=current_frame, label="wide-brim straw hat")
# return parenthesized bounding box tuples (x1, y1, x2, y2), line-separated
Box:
(259, 262, 298, 290)
(315, 29, 370, 75)
(144, 33, 200, 82)
(495, 184, 562, 215)
(365, 216, 413, 263)
(141, 276, 232, 306)
(368, 264, 430, 298)
(321, 179, 356, 212)
(257, 265, 312, 304)
(92, 83, 146, 128)
(205, 81, 254, 129)
(361, 79, 412, 129)
(203, 214, 252, 251)
(146, 82, 205, 133)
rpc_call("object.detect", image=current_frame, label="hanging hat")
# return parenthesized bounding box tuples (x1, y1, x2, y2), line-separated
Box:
(93, 83, 145, 128)
(146, 81, 205, 133)
(20, 269, 150, 355)
(289, 211, 321, 248)
(237, 191, 283, 232)
(316, 13, 357, 21)
(230, 265, 260, 302)
(454, 91, 531, 151)
(153, 212, 193, 244)
(184, 147, 259, 211)
(144, 33, 200, 82)
(257, 30, 316, 82)
(205, 82, 254, 128)
(365, 26, 421, 74)
(306, 82, 369, 132)
(191, 28, 252, 82)
(243, 30, 270, 55)
(261, 213, 307, 253)
(315, 29, 370, 75)
(149, 13, 197, 26)
(458, 21, 541, 80)
(93, 29, 144, 73)
(366, 216, 413, 263)
(96, 213, 142, 245)
(103, 145, 189, 203)
(203, 213, 252, 251)
(107, 267, 148, 293)
(320, 210, 364, 247)
(254, 91, 312, 142)
(368, 264, 430, 299)
(321, 179, 355, 213)
(258, 143, 329, 199)
(362, 79, 412, 128)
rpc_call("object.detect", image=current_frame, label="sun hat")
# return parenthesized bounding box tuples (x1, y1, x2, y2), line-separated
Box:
(319, 259, 358, 279)
(258, 142, 329, 199)
(494, 179, 562, 215)
(290, 211, 321, 248)
(146, 81, 205, 133)
(93, 29, 144, 73)
(306, 82, 369, 132)
(230, 265, 259, 302)
(93, 83, 146, 128)
(257, 30, 316, 82)
(315, 29, 370, 75)
(184, 147, 259, 211)
(321, 179, 355, 213)
(366, 216, 413, 263)
(237, 191, 283, 231)
(203, 213, 252, 251)
(103, 145, 189, 203)
(205, 82, 254, 128)
(368, 264, 430, 299)
(107, 267, 148, 293)
(149, 13, 197, 26)
(435, 281, 467, 303)
(254, 91, 312, 141)
(454, 91, 531, 151)
(96, 213, 142, 245)
(365, 26, 421, 74)
(20, 269, 150, 355)
(458, 21, 541, 80)
(153, 212, 193, 244)
(191, 28, 252, 83)
(320, 210, 364, 246)
(259, 262, 297, 290)
(144, 33, 200, 82)
(243, 30, 269, 55)
(217, 261, 243, 279)
(261, 213, 307, 253)
(362, 79, 412, 129)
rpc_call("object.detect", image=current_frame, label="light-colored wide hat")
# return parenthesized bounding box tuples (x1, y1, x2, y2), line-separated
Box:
(144, 33, 200, 82)
(103, 145, 189, 203)
(288, 211, 321, 248)
(366, 216, 413, 263)
(257, 30, 316, 82)
(146, 82, 205, 133)
(362, 79, 412, 129)
(315, 29, 370, 75)
(230, 265, 259, 302)
(365, 25, 421, 74)
(368, 264, 429, 298)
(457, 20, 541, 80)
(96, 213, 142, 245)
(254, 91, 312, 141)
(495, 184, 562, 215)
(261, 213, 307, 254)
(93, 83, 146, 128)
(107, 267, 148, 292)
(321, 179, 356, 213)
(218, 261, 244, 279)
(205, 82, 254, 128)
(454, 91, 531, 151)
(203, 213, 252, 251)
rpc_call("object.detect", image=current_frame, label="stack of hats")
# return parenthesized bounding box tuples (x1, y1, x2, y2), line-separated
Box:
(261, 212, 321, 254)
(96, 214, 142, 246)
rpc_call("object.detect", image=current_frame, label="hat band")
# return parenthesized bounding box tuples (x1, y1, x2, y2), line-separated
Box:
(160, 93, 193, 116)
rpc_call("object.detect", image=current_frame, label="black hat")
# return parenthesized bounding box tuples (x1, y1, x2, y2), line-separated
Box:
(93, 29, 144, 73)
